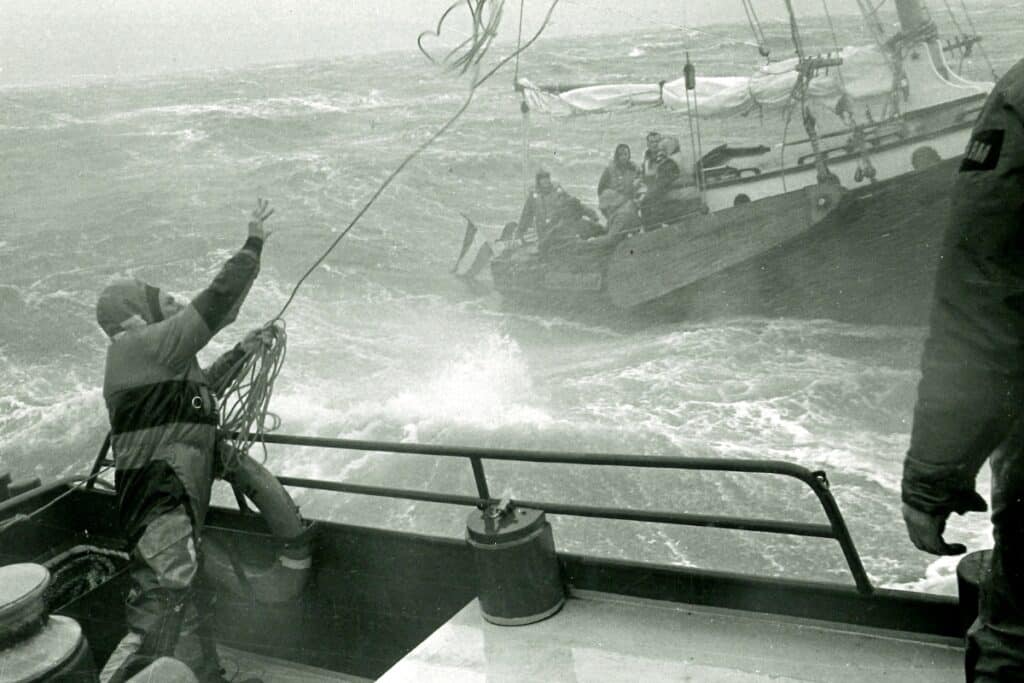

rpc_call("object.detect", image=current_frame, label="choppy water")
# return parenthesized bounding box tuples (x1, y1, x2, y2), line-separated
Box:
(2, 7, 1022, 594)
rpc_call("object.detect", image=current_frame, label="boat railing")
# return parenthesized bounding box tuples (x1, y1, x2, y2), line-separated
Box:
(86, 432, 874, 594)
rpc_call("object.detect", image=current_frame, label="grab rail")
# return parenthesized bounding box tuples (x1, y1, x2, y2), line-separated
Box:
(86, 431, 874, 593)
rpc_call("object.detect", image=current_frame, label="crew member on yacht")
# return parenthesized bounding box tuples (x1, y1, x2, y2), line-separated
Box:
(640, 136, 700, 228)
(597, 143, 639, 200)
(516, 170, 571, 243)
(902, 57, 1024, 683)
(95, 199, 275, 683)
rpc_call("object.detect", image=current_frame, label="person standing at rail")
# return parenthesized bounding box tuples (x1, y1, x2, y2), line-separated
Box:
(95, 199, 276, 683)
(902, 57, 1024, 683)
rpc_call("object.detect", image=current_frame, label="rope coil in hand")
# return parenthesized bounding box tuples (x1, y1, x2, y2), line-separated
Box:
(214, 322, 287, 471)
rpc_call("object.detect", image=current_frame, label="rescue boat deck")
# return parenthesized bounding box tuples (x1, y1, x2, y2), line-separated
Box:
(379, 590, 963, 682)
(218, 645, 370, 682)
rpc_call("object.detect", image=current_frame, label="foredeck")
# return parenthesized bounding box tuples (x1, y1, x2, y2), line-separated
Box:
(379, 590, 963, 682)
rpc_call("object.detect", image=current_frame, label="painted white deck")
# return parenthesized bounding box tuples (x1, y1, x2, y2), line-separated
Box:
(378, 590, 964, 682)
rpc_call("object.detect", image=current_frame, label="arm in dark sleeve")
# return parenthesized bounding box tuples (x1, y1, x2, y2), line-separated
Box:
(191, 236, 263, 335)
(903, 79, 1024, 514)
(140, 237, 262, 370)
(204, 343, 247, 397)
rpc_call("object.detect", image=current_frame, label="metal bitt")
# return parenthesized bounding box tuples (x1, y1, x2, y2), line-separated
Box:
(466, 500, 565, 626)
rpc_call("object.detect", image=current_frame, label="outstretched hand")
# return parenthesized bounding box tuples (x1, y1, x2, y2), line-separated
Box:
(248, 198, 275, 241)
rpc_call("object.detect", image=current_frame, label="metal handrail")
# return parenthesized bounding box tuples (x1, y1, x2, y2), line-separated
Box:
(85, 431, 873, 593)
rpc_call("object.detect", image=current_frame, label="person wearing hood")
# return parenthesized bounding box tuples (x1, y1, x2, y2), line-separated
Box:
(597, 143, 638, 200)
(641, 131, 663, 184)
(901, 57, 1024, 682)
(97, 199, 275, 683)
(516, 169, 568, 242)
(516, 169, 599, 244)
(640, 136, 701, 228)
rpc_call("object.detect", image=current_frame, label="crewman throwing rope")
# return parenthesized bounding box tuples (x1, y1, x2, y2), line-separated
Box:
(95, 199, 276, 683)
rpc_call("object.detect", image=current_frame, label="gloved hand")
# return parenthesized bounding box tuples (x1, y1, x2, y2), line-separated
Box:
(902, 492, 987, 555)
(239, 326, 274, 355)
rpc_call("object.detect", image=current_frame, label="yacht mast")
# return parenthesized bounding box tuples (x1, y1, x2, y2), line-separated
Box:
(894, 0, 931, 34)
(892, 0, 953, 78)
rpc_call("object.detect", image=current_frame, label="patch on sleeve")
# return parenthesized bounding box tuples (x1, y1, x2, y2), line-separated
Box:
(959, 129, 1004, 172)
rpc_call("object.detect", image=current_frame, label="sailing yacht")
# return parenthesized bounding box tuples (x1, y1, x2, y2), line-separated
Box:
(480, 0, 999, 326)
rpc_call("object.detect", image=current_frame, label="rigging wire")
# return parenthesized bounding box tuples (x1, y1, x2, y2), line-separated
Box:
(0, 465, 114, 536)
(516, 0, 531, 196)
(779, 0, 808, 187)
(780, 0, 832, 187)
(740, 0, 771, 61)
(821, 0, 845, 87)
(514, 0, 526, 84)
(957, 0, 998, 80)
(938, 0, 971, 73)
(822, 0, 876, 183)
(939, 0, 966, 37)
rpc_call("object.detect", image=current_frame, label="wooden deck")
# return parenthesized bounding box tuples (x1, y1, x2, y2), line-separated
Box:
(378, 590, 964, 682)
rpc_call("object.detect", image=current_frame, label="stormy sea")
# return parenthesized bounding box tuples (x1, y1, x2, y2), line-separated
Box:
(2, 6, 1022, 594)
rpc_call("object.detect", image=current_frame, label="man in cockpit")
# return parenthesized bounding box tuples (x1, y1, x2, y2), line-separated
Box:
(515, 169, 600, 250)
(96, 200, 274, 683)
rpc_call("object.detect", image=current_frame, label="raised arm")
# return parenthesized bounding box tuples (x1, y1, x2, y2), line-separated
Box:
(141, 200, 274, 371)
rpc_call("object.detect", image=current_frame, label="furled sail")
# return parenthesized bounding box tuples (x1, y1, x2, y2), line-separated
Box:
(519, 44, 895, 118)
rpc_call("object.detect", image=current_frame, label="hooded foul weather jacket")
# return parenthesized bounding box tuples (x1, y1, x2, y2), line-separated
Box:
(99, 237, 262, 543)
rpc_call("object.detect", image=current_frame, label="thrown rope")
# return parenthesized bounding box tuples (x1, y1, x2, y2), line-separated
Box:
(217, 0, 563, 466)
(3, 0, 564, 532)
(213, 322, 287, 469)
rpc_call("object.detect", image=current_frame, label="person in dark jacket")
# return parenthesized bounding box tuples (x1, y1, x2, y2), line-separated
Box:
(902, 58, 1024, 683)
(597, 143, 638, 200)
(516, 170, 600, 248)
(640, 136, 700, 228)
(516, 170, 567, 242)
(97, 199, 276, 683)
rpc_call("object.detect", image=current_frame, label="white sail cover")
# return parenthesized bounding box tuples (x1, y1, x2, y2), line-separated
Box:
(519, 45, 895, 118)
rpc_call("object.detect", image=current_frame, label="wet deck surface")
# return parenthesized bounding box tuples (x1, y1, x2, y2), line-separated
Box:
(378, 590, 964, 682)
(218, 645, 370, 682)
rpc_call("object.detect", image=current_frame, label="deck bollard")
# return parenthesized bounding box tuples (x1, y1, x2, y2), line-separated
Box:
(466, 502, 565, 625)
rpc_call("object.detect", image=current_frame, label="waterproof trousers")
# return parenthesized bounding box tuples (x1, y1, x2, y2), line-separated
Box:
(100, 506, 221, 683)
(968, 443, 1024, 682)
